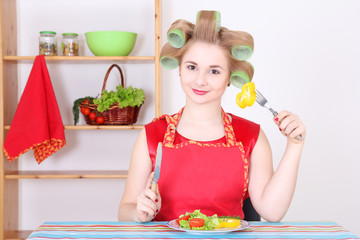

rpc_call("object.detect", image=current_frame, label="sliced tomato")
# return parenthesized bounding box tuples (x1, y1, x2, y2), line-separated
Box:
(189, 218, 205, 228)
(176, 215, 190, 225)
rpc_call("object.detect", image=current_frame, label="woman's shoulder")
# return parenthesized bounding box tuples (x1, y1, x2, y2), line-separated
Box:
(145, 116, 172, 167)
(228, 113, 260, 129)
(145, 115, 168, 133)
(228, 113, 260, 155)
(144, 116, 169, 152)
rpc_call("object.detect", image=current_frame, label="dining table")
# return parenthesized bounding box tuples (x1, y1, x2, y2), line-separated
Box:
(26, 221, 359, 240)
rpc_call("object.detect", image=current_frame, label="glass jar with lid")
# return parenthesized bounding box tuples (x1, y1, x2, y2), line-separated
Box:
(39, 31, 57, 56)
(61, 33, 79, 56)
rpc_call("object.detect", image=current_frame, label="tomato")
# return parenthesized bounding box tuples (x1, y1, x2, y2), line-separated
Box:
(176, 215, 191, 225)
(89, 112, 97, 121)
(82, 99, 90, 106)
(81, 107, 90, 116)
(96, 116, 105, 124)
(189, 218, 205, 228)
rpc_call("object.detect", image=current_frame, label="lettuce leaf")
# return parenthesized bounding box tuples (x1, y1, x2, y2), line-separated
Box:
(178, 210, 220, 230)
(93, 84, 145, 112)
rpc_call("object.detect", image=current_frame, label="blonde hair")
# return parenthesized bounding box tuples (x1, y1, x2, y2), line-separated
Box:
(160, 11, 255, 84)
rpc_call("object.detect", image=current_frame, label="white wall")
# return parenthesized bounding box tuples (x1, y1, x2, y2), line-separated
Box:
(16, 0, 360, 236)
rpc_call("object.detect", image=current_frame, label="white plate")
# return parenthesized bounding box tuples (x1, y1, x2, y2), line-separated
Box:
(167, 219, 250, 234)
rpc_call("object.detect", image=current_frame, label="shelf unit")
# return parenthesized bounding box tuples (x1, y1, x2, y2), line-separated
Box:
(0, 0, 162, 239)
(3, 56, 155, 61)
(4, 170, 129, 180)
(5, 125, 144, 130)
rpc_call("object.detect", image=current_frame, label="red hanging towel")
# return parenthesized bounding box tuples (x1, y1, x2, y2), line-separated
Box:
(3, 55, 66, 164)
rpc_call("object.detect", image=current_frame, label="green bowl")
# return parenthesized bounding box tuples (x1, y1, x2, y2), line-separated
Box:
(85, 31, 137, 56)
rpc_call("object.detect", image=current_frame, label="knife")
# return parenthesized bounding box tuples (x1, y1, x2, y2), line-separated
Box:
(151, 142, 162, 193)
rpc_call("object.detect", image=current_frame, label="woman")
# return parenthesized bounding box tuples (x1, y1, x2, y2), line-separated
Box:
(118, 11, 306, 223)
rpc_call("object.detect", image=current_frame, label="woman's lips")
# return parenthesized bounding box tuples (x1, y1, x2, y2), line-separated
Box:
(193, 89, 209, 95)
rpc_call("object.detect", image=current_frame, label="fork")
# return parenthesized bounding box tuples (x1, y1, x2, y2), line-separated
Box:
(255, 89, 302, 141)
(255, 89, 278, 117)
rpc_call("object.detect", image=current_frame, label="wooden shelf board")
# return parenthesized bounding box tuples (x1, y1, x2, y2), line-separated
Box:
(4, 170, 128, 179)
(3, 56, 155, 61)
(64, 125, 144, 130)
(5, 230, 32, 240)
(4, 125, 144, 130)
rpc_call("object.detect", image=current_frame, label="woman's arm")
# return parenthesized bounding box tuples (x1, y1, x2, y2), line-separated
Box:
(248, 111, 306, 222)
(118, 128, 161, 222)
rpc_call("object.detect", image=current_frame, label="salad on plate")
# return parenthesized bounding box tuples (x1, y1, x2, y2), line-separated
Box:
(174, 209, 242, 231)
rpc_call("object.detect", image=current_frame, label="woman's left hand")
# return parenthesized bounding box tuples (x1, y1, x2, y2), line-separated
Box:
(274, 110, 306, 144)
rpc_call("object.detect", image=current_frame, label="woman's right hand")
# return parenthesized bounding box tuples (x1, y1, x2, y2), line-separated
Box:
(273, 110, 306, 144)
(135, 172, 162, 222)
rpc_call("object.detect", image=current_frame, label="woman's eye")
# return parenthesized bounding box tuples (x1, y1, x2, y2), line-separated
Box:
(210, 69, 220, 74)
(187, 65, 196, 70)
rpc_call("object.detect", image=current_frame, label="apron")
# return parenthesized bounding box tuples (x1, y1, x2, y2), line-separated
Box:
(154, 108, 249, 221)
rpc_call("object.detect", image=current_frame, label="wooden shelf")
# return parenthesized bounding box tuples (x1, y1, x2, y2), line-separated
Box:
(0, 0, 162, 237)
(4, 125, 144, 130)
(5, 230, 32, 240)
(3, 56, 155, 61)
(4, 170, 128, 179)
(64, 125, 144, 130)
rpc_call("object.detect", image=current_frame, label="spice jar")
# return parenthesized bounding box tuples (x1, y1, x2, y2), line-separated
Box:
(39, 31, 57, 56)
(61, 33, 79, 56)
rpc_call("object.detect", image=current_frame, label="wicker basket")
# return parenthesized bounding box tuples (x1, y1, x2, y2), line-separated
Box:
(79, 64, 143, 125)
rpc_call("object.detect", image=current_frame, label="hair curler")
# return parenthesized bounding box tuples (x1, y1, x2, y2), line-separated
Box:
(196, 10, 221, 33)
(167, 29, 186, 48)
(231, 45, 253, 61)
(230, 70, 250, 88)
(160, 56, 179, 70)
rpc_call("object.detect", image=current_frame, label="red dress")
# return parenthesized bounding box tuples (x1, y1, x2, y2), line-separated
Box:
(145, 108, 260, 221)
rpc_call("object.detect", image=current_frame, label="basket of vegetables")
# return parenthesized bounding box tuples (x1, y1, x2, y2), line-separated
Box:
(73, 64, 145, 125)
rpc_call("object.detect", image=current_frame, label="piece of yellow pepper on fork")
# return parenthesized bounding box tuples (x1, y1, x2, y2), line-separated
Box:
(236, 82, 256, 109)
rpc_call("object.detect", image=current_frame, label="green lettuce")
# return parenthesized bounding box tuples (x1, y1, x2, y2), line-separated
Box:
(179, 210, 220, 230)
(93, 85, 145, 112)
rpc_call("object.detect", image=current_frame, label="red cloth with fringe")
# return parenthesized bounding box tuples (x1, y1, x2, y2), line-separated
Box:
(3, 55, 66, 164)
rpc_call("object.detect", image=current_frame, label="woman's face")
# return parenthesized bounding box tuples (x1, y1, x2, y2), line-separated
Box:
(180, 41, 230, 105)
